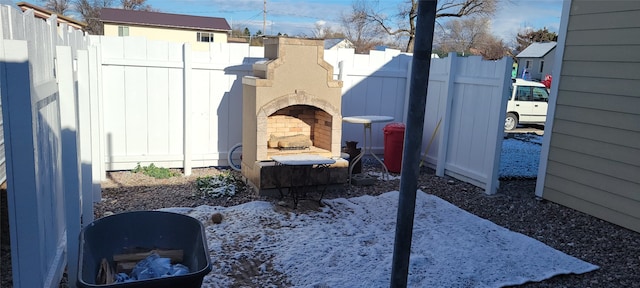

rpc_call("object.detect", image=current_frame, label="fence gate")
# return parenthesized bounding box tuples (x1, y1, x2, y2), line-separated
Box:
(1, 38, 67, 288)
(1, 6, 90, 287)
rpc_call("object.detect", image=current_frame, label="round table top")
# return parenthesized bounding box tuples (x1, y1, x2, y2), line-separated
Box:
(343, 115, 394, 124)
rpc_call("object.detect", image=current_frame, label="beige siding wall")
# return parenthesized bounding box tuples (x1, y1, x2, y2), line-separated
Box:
(544, 1, 640, 232)
(104, 24, 228, 51)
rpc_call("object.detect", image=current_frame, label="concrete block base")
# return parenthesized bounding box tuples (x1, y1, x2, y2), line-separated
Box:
(243, 158, 349, 192)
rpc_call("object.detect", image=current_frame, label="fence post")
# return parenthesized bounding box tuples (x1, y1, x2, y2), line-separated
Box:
(77, 49, 95, 223)
(183, 43, 192, 175)
(89, 45, 104, 199)
(436, 52, 457, 177)
(47, 14, 57, 49)
(57, 45, 80, 288)
(485, 57, 512, 194)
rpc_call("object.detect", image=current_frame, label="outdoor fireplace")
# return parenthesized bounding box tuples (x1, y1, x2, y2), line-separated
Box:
(241, 37, 348, 190)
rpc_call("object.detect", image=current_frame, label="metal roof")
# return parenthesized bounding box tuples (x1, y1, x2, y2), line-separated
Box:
(100, 8, 230, 32)
(516, 42, 557, 58)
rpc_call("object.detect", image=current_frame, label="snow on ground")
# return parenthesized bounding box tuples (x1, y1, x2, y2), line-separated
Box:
(163, 189, 597, 287)
(158, 133, 566, 287)
(370, 133, 543, 180)
(499, 134, 543, 179)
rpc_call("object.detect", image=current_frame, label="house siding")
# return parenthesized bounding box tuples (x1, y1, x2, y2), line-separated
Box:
(541, 52, 554, 80)
(517, 51, 555, 81)
(103, 24, 228, 51)
(543, 0, 640, 232)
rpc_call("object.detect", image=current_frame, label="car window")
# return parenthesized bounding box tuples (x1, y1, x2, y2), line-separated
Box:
(516, 86, 532, 101)
(532, 87, 549, 102)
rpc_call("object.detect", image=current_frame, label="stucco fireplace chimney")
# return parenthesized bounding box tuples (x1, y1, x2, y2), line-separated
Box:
(241, 37, 348, 190)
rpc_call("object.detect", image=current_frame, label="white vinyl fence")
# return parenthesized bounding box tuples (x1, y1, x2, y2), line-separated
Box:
(91, 37, 510, 194)
(0, 7, 510, 288)
(89, 36, 265, 176)
(424, 53, 511, 194)
(0, 5, 92, 288)
(326, 50, 510, 193)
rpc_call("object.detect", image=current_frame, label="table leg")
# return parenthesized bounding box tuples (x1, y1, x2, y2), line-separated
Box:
(365, 123, 389, 180)
(291, 165, 317, 209)
(350, 123, 389, 182)
(291, 166, 304, 209)
(273, 158, 334, 208)
(317, 164, 331, 206)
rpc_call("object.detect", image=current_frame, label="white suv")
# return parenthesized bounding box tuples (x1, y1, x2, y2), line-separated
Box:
(505, 79, 550, 130)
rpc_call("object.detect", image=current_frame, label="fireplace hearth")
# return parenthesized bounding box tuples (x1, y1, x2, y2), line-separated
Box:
(241, 37, 348, 191)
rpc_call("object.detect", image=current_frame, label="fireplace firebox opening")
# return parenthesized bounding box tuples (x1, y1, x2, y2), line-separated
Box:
(267, 104, 332, 154)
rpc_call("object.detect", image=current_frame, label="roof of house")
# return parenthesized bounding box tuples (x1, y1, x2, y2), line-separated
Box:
(516, 42, 557, 58)
(324, 38, 352, 49)
(100, 8, 231, 32)
(16, 1, 86, 29)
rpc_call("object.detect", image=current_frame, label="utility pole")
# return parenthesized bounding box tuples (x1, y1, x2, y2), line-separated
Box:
(263, 0, 266, 35)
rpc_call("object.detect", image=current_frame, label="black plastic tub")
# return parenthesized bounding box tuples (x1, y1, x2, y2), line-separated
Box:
(77, 211, 211, 288)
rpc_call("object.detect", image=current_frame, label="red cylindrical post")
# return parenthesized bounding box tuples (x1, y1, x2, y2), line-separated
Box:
(383, 122, 405, 173)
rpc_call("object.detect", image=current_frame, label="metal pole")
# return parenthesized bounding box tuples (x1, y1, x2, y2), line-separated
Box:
(390, 1, 437, 287)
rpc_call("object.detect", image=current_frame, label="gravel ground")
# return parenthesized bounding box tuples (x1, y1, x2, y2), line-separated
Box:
(2, 159, 639, 287)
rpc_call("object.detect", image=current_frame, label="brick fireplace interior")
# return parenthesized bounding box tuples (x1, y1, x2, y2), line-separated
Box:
(268, 105, 332, 154)
(241, 37, 348, 191)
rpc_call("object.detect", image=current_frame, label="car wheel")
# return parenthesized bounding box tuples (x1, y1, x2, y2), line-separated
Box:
(505, 113, 518, 131)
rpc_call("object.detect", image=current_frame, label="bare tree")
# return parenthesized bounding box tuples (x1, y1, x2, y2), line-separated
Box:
(436, 16, 508, 60)
(311, 21, 327, 38)
(75, 0, 112, 34)
(74, 0, 155, 35)
(121, 0, 154, 11)
(340, 0, 385, 54)
(40, 0, 71, 15)
(352, 0, 497, 53)
(311, 21, 346, 39)
(437, 16, 489, 55)
(474, 34, 509, 60)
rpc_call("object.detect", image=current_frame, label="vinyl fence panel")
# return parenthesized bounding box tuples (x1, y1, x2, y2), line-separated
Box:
(98, 37, 186, 170)
(1, 38, 67, 288)
(95, 37, 262, 171)
(93, 40, 509, 194)
(425, 53, 511, 194)
(0, 6, 90, 287)
(325, 48, 412, 152)
(57, 45, 81, 288)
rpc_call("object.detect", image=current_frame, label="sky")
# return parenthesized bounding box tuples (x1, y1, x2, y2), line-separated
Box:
(155, 135, 597, 287)
(142, 0, 563, 43)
